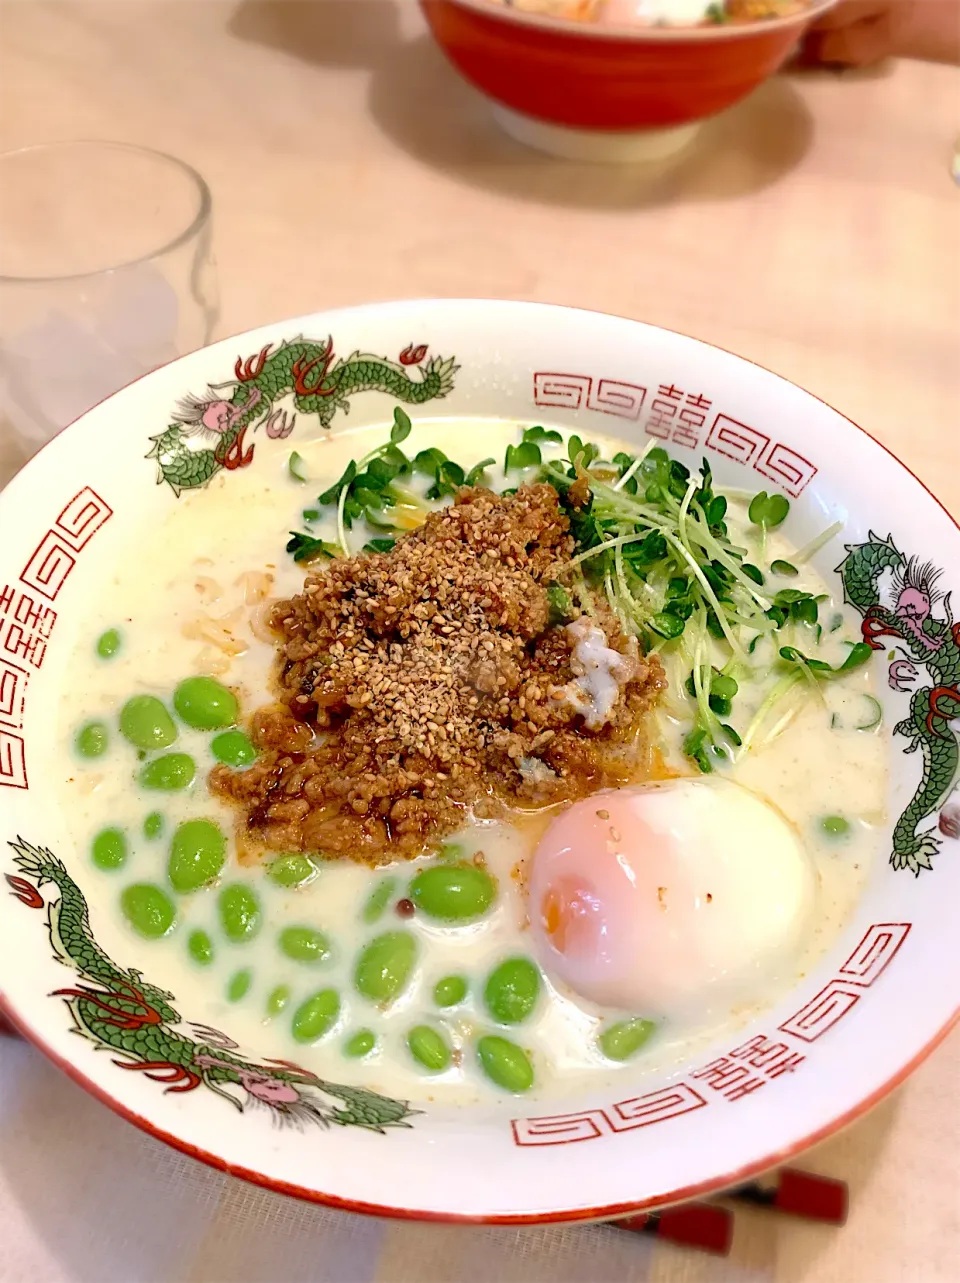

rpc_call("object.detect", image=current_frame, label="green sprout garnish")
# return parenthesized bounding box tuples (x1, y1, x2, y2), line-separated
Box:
(285, 405, 435, 555)
(766, 588, 824, 629)
(523, 425, 563, 445)
(748, 490, 790, 530)
(535, 441, 874, 771)
(280, 419, 874, 775)
(504, 441, 542, 473)
(391, 406, 412, 443)
(363, 536, 397, 555)
(856, 695, 883, 731)
(288, 451, 308, 482)
(748, 489, 790, 557)
(285, 532, 339, 564)
(778, 642, 872, 678)
(465, 457, 495, 486)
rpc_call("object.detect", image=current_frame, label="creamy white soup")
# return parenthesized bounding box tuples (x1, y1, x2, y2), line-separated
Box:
(58, 419, 887, 1103)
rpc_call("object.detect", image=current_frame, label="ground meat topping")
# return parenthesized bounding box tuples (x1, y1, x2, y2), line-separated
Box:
(211, 484, 665, 863)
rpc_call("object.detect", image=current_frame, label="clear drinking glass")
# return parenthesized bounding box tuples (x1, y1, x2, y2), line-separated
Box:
(0, 140, 219, 472)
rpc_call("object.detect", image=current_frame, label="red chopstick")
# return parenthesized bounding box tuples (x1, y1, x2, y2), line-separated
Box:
(729, 1168, 848, 1225)
(610, 1168, 848, 1256)
(612, 1203, 734, 1256)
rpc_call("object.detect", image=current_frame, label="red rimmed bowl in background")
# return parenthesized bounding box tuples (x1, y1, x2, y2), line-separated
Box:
(421, 0, 835, 160)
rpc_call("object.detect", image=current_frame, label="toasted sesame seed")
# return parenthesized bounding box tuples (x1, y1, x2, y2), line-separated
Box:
(210, 485, 664, 864)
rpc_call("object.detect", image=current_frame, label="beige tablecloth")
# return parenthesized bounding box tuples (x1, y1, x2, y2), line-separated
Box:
(1, 4, 959, 1280)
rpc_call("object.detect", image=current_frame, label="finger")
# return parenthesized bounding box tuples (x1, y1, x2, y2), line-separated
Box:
(799, 10, 899, 64)
(808, 0, 896, 32)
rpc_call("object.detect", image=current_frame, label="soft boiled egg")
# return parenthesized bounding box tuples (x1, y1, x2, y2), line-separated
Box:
(528, 778, 816, 1017)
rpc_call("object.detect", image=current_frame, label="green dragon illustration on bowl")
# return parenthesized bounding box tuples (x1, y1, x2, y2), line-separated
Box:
(5, 839, 416, 1132)
(148, 337, 458, 495)
(838, 534, 960, 875)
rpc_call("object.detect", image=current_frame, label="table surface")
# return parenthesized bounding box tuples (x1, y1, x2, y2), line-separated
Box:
(1, 3, 959, 1281)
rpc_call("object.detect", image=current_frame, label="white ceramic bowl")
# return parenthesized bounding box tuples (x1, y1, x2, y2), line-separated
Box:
(1, 299, 957, 1222)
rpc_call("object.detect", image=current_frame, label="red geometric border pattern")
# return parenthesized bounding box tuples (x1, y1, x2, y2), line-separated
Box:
(533, 372, 591, 411)
(0, 660, 29, 731)
(0, 732, 28, 790)
(530, 375, 818, 496)
(587, 379, 647, 420)
(55, 487, 114, 549)
(512, 1084, 706, 1147)
(533, 373, 647, 421)
(754, 441, 818, 499)
(705, 414, 770, 466)
(20, 487, 112, 602)
(779, 923, 912, 1042)
(777, 981, 863, 1043)
(1, 486, 113, 788)
(838, 923, 911, 986)
(19, 534, 78, 603)
(609, 1085, 707, 1129)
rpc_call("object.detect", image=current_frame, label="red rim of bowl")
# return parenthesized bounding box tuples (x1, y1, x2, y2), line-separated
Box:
(1, 297, 957, 1224)
(439, 0, 837, 43)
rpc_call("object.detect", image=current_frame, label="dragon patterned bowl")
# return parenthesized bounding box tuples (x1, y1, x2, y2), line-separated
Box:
(0, 299, 957, 1223)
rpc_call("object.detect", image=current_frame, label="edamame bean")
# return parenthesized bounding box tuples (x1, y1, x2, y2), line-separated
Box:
(279, 926, 332, 965)
(188, 929, 214, 965)
(219, 883, 261, 943)
(433, 975, 468, 1008)
(144, 811, 164, 840)
(483, 957, 541, 1025)
(91, 827, 127, 871)
(211, 728, 257, 768)
(267, 853, 318, 888)
(598, 1018, 655, 1062)
(292, 988, 340, 1043)
(477, 1035, 534, 1093)
(361, 877, 396, 924)
(138, 752, 196, 791)
(407, 1025, 451, 1072)
(168, 819, 226, 893)
(121, 883, 176, 938)
(344, 1029, 376, 1058)
(227, 969, 252, 1002)
(174, 676, 238, 730)
(76, 721, 109, 759)
(409, 864, 496, 922)
(354, 931, 416, 1005)
(267, 984, 291, 1016)
(96, 628, 121, 659)
(119, 695, 177, 751)
(821, 814, 851, 838)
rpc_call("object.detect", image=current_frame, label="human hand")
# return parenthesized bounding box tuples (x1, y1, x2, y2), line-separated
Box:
(796, 1, 909, 67)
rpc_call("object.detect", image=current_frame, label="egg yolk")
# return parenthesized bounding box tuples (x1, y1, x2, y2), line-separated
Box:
(541, 875, 604, 955)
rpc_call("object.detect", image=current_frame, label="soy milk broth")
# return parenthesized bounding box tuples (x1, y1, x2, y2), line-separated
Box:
(56, 420, 887, 1103)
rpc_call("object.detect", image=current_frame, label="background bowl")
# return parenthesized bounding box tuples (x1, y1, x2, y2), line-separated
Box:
(421, 0, 836, 160)
(0, 299, 957, 1223)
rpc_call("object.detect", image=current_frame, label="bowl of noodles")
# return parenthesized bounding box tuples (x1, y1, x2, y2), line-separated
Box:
(0, 298, 957, 1222)
(421, 0, 835, 160)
